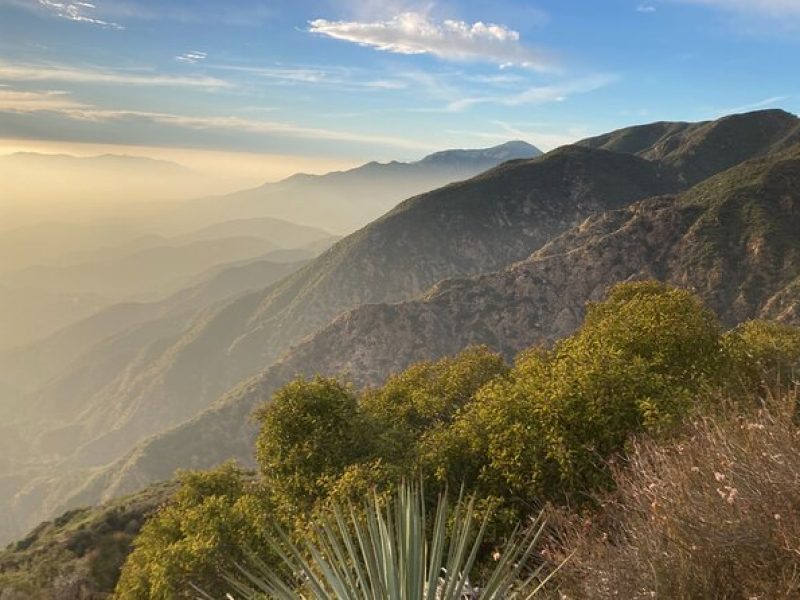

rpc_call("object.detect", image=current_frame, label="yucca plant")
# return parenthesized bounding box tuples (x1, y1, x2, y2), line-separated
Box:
(215, 483, 561, 599)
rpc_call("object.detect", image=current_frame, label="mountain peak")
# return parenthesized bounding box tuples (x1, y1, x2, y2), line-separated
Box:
(578, 108, 800, 185)
(418, 140, 542, 166)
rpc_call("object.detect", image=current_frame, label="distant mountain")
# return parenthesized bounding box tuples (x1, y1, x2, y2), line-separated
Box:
(1, 237, 282, 302)
(417, 140, 542, 166)
(0, 218, 333, 351)
(0, 220, 152, 276)
(49, 218, 332, 269)
(3, 110, 800, 548)
(173, 217, 333, 248)
(181, 141, 543, 233)
(0, 284, 109, 352)
(0, 152, 216, 209)
(0, 152, 194, 175)
(0, 252, 314, 395)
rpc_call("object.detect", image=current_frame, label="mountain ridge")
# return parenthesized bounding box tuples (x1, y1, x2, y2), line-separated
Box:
(80, 139, 800, 513)
(3, 110, 800, 548)
(186, 140, 543, 233)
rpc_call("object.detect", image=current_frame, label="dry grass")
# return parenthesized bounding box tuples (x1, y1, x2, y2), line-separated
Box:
(547, 386, 800, 599)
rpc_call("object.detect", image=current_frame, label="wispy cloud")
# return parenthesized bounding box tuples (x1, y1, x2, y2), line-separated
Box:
(444, 74, 617, 112)
(0, 88, 90, 112)
(308, 11, 554, 70)
(637, 4, 657, 13)
(715, 95, 791, 116)
(211, 64, 408, 90)
(0, 85, 436, 151)
(679, 0, 800, 17)
(0, 61, 231, 88)
(36, 0, 123, 29)
(175, 51, 207, 64)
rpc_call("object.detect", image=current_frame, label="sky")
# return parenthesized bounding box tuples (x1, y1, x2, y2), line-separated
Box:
(0, 0, 799, 182)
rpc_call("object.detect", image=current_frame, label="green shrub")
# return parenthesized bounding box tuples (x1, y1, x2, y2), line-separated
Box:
(422, 282, 725, 510)
(722, 319, 800, 397)
(360, 345, 508, 465)
(114, 463, 271, 600)
(255, 377, 373, 513)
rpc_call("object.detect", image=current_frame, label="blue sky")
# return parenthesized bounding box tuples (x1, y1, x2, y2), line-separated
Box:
(0, 0, 798, 179)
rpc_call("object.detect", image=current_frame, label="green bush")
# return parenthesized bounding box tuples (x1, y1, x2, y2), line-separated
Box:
(360, 345, 508, 465)
(114, 463, 271, 599)
(255, 377, 373, 514)
(422, 282, 725, 510)
(722, 319, 800, 397)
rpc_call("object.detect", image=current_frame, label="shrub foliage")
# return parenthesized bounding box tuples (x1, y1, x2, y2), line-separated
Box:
(113, 282, 800, 598)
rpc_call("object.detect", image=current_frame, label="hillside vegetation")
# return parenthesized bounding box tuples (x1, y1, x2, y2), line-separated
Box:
(0, 483, 175, 599)
(101, 282, 800, 598)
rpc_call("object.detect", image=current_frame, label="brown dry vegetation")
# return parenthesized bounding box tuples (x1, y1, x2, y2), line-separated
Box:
(548, 386, 800, 599)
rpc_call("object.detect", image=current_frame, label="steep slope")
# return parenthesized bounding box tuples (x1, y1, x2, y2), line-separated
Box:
(579, 109, 800, 185)
(75, 142, 800, 522)
(291, 143, 800, 380)
(181, 141, 543, 233)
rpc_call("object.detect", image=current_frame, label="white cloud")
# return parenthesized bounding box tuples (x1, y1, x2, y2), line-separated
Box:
(212, 64, 408, 90)
(0, 61, 231, 88)
(308, 11, 553, 69)
(36, 0, 123, 28)
(637, 4, 657, 13)
(175, 51, 208, 64)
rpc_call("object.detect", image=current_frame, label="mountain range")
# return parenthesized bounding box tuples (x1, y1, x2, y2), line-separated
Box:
(173, 140, 543, 233)
(1, 111, 799, 551)
(0, 218, 334, 353)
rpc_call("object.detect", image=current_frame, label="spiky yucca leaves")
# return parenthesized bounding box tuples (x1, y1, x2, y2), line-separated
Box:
(223, 483, 558, 599)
